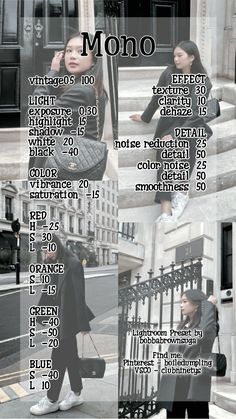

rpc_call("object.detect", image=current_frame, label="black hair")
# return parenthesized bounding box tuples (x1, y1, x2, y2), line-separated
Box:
(46, 234, 73, 267)
(64, 32, 105, 97)
(174, 40, 207, 75)
(178, 289, 207, 329)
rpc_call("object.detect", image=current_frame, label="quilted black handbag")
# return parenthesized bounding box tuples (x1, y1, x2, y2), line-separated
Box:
(79, 334, 106, 379)
(202, 336, 227, 376)
(44, 136, 108, 180)
(214, 353, 227, 376)
(202, 353, 227, 377)
(44, 89, 108, 180)
(204, 97, 221, 123)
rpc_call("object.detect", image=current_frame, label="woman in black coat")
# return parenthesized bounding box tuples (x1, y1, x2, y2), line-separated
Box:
(30, 235, 95, 416)
(158, 289, 218, 419)
(28, 32, 107, 179)
(130, 41, 213, 222)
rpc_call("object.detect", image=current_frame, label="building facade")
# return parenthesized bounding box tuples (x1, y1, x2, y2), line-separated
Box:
(0, 180, 118, 271)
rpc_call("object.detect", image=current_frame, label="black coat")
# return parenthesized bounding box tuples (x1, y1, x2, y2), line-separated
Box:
(141, 66, 213, 140)
(28, 70, 106, 170)
(37, 256, 95, 340)
(158, 300, 218, 410)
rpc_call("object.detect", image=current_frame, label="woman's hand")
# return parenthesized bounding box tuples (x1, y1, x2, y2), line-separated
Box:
(51, 50, 64, 72)
(207, 295, 218, 305)
(161, 134, 173, 141)
(129, 114, 142, 122)
(80, 331, 89, 335)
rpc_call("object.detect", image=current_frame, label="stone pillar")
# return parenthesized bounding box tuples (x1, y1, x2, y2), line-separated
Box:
(190, 0, 227, 78)
(228, 0, 236, 79)
(79, 0, 95, 33)
(190, 0, 207, 68)
(231, 222, 236, 384)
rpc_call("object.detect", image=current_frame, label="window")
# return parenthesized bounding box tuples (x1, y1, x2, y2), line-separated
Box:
(107, 204, 110, 213)
(102, 230, 105, 241)
(78, 218, 83, 234)
(68, 199, 73, 207)
(96, 214, 99, 224)
(36, 205, 46, 226)
(22, 202, 29, 224)
(96, 247, 100, 264)
(107, 191, 110, 200)
(97, 228, 100, 240)
(78, 198, 81, 210)
(5, 196, 13, 220)
(113, 231, 118, 244)
(221, 223, 232, 290)
(107, 231, 110, 242)
(59, 212, 64, 224)
(88, 201, 91, 213)
(87, 221, 94, 238)
(96, 200, 99, 210)
(102, 202, 105, 212)
(37, 205, 46, 212)
(69, 215, 74, 233)
(119, 223, 135, 241)
(50, 206, 56, 220)
(102, 216, 105, 225)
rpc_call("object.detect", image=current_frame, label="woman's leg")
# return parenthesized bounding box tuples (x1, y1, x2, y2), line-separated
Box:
(47, 340, 68, 402)
(166, 402, 186, 418)
(154, 149, 173, 220)
(165, 138, 196, 219)
(66, 335, 83, 393)
(155, 199, 174, 222)
(154, 146, 173, 210)
(47, 336, 82, 401)
(154, 142, 184, 220)
(186, 401, 209, 418)
(161, 200, 172, 215)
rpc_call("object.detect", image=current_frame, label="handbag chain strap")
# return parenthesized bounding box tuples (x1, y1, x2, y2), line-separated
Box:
(82, 333, 101, 358)
(217, 334, 221, 353)
(94, 87, 100, 139)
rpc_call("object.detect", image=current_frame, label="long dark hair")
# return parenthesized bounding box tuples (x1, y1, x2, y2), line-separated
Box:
(173, 40, 207, 75)
(45, 234, 73, 267)
(178, 289, 208, 329)
(63, 32, 104, 97)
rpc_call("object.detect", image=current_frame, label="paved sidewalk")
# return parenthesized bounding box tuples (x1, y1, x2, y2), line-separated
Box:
(0, 363, 117, 418)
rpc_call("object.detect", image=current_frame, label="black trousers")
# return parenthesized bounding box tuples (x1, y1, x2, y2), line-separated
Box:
(47, 335, 82, 402)
(154, 138, 197, 204)
(167, 401, 209, 418)
(166, 376, 209, 419)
